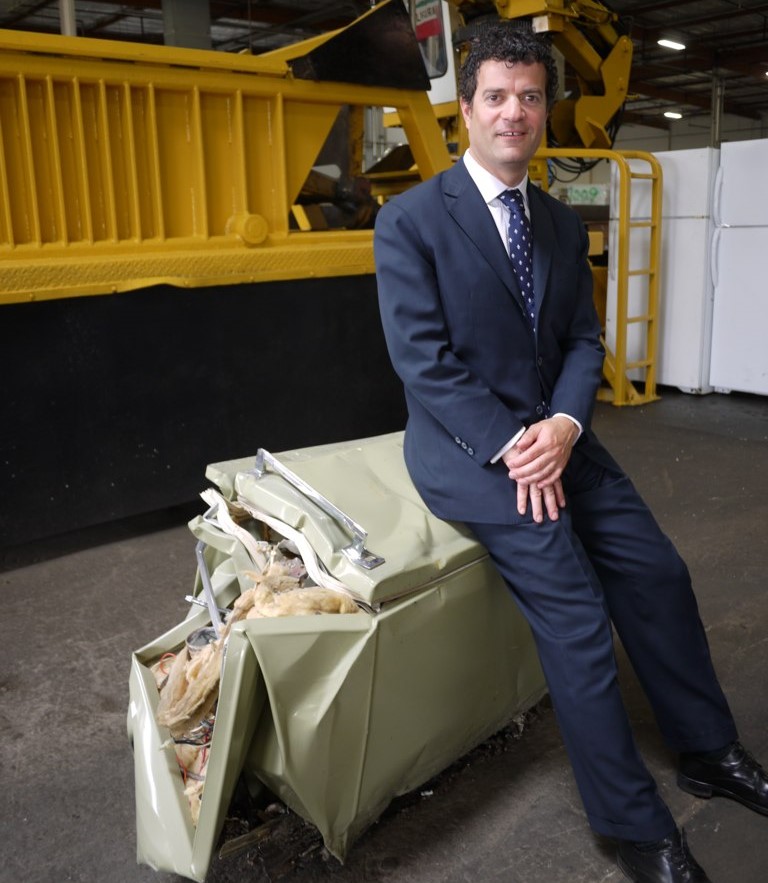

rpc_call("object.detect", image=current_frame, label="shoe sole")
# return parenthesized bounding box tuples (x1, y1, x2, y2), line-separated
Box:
(616, 854, 644, 882)
(677, 772, 768, 817)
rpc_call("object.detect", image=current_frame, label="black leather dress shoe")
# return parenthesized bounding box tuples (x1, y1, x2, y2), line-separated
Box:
(617, 830, 711, 883)
(678, 741, 768, 816)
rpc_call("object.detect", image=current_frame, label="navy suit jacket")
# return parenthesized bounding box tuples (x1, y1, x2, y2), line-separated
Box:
(374, 158, 620, 524)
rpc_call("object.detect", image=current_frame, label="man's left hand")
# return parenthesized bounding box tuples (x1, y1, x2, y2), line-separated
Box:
(501, 416, 579, 518)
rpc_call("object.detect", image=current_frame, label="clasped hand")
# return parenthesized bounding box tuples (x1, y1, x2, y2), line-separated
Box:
(501, 416, 579, 523)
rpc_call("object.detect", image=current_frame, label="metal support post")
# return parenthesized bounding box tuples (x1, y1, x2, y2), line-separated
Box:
(58, 0, 76, 36)
(162, 0, 212, 49)
(711, 74, 725, 148)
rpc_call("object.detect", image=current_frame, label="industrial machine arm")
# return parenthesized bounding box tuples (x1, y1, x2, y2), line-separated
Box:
(448, 0, 633, 152)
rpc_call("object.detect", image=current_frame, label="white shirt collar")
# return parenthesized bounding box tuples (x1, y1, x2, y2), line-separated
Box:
(463, 149, 529, 210)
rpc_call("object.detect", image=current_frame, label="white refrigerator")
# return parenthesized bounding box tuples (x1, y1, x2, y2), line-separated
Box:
(709, 139, 768, 395)
(606, 147, 720, 394)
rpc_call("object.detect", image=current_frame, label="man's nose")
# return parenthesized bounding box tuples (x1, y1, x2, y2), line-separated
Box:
(501, 96, 524, 119)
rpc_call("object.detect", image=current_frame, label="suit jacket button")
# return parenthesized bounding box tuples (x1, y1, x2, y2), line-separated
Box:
(535, 405, 544, 416)
(468, 447, 474, 455)
(461, 442, 467, 449)
(454, 436, 461, 444)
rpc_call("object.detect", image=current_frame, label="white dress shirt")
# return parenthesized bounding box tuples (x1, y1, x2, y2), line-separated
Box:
(463, 148, 532, 254)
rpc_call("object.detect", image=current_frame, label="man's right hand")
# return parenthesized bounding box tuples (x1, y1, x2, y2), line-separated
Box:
(516, 477, 566, 523)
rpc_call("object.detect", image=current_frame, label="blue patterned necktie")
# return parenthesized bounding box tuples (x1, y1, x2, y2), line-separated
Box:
(498, 188, 535, 331)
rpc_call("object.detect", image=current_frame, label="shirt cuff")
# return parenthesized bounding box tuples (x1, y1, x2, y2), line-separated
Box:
(489, 413, 582, 465)
(490, 426, 526, 464)
(552, 412, 583, 439)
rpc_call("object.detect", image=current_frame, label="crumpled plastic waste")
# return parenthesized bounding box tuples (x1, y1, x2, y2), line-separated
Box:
(151, 536, 361, 824)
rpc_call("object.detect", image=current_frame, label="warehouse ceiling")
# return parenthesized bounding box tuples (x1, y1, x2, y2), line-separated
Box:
(0, 1, 374, 51)
(606, 0, 768, 126)
(1, 1, 767, 128)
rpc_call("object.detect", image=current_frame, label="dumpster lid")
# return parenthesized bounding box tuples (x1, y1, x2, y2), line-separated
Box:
(205, 432, 488, 607)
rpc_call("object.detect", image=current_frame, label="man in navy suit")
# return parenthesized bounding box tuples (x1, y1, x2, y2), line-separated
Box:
(374, 24, 767, 883)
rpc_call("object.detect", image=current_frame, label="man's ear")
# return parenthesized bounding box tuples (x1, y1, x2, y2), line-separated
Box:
(459, 97, 472, 129)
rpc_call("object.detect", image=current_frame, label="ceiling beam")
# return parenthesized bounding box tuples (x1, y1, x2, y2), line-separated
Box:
(617, 0, 702, 14)
(715, 44, 768, 69)
(208, 1, 369, 30)
(83, 9, 163, 37)
(631, 21, 768, 54)
(619, 110, 670, 130)
(627, 80, 711, 112)
(641, 1, 768, 30)
(627, 78, 761, 120)
(632, 55, 718, 78)
(633, 44, 768, 84)
(0, 0, 51, 28)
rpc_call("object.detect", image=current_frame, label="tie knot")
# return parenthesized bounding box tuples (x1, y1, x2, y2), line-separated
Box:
(499, 188, 525, 214)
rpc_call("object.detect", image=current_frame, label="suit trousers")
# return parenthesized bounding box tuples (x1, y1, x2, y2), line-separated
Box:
(467, 448, 737, 842)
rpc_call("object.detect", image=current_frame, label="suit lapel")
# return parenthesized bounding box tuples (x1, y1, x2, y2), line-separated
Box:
(528, 183, 554, 316)
(442, 162, 523, 305)
(443, 162, 556, 322)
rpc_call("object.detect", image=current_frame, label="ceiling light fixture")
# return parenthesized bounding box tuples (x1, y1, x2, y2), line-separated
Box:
(664, 111, 683, 119)
(658, 38, 686, 51)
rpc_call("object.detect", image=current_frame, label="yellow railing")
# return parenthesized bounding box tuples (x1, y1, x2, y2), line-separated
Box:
(0, 19, 451, 305)
(537, 148, 663, 406)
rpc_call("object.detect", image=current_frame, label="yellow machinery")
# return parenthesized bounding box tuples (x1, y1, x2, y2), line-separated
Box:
(0, 0, 657, 402)
(0, 0, 659, 546)
(0, 2, 450, 305)
(0, 1, 450, 545)
(449, 0, 633, 151)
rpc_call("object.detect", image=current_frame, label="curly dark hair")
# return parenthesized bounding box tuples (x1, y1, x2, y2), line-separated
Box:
(458, 23, 559, 109)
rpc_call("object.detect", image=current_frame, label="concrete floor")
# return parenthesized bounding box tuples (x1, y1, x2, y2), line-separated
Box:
(2, 389, 767, 883)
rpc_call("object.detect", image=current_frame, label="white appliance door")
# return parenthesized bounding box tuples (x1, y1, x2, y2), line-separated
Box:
(653, 147, 718, 219)
(656, 217, 715, 393)
(610, 148, 718, 220)
(715, 139, 768, 227)
(710, 226, 768, 395)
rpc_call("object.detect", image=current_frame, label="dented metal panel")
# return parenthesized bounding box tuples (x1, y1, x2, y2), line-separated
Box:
(129, 432, 546, 880)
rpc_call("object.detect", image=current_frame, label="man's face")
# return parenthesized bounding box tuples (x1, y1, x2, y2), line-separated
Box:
(460, 59, 548, 186)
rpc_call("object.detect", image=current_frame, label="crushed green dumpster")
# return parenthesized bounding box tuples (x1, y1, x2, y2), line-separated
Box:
(128, 431, 546, 881)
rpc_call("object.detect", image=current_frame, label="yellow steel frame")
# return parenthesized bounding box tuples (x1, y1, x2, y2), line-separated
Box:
(0, 18, 659, 407)
(537, 147, 663, 406)
(0, 23, 451, 305)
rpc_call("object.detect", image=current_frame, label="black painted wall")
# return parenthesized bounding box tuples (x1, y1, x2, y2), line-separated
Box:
(0, 275, 407, 547)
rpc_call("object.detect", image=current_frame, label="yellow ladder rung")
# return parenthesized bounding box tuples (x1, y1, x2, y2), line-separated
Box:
(630, 171, 656, 180)
(629, 220, 653, 229)
(627, 359, 652, 369)
(628, 268, 652, 277)
(628, 314, 652, 324)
